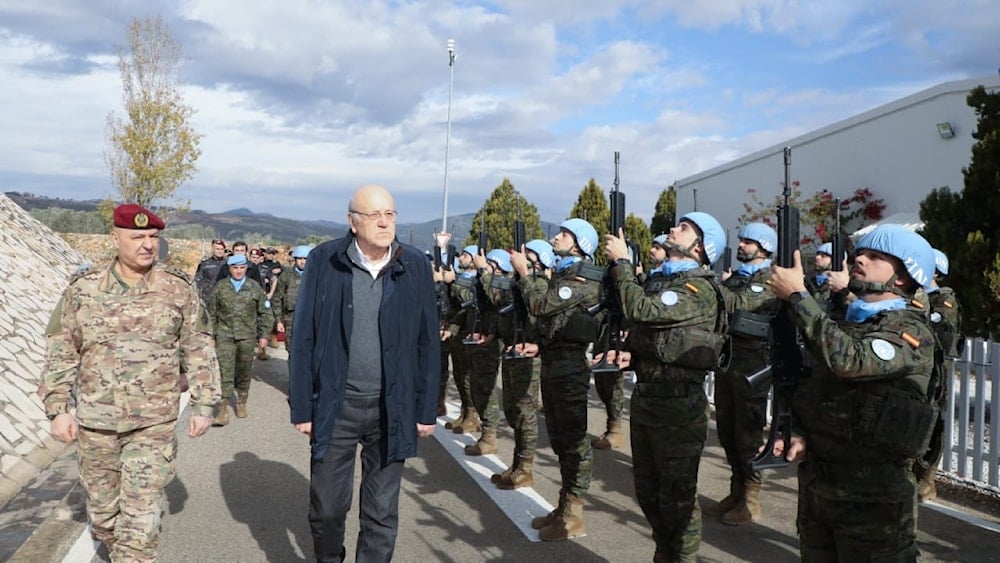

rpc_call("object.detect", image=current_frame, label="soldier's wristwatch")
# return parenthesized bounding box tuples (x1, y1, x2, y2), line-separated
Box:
(788, 290, 810, 305)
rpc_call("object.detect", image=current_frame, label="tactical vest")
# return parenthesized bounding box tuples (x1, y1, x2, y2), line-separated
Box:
(928, 287, 962, 358)
(793, 308, 937, 464)
(537, 261, 601, 348)
(283, 272, 303, 315)
(626, 268, 727, 378)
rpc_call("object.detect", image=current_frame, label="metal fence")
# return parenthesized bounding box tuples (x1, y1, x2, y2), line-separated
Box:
(702, 336, 999, 493)
(942, 338, 999, 491)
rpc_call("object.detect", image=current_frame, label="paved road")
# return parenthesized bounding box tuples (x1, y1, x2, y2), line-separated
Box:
(5, 347, 999, 562)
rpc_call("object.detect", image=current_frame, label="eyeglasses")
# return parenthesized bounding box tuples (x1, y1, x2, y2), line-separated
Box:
(350, 209, 398, 223)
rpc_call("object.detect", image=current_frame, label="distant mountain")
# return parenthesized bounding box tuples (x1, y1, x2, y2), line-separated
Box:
(5, 192, 560, 249)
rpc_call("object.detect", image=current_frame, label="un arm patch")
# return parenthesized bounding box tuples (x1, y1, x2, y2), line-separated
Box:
(871, 339, 896, 361)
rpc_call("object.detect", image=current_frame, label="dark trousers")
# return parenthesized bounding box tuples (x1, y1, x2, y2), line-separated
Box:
(309, 397, 404, 563)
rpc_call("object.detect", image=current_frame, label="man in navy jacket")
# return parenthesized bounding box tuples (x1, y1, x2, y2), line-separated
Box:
(289, 184, 440, 563)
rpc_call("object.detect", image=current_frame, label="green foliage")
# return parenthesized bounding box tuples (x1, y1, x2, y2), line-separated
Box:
(919, 85, 1000, 337)
(298, 234, 334, 246)
(568, 178, 610, 262)
(649, 187, 676, 237)
(464, 178, 545, 250)
(105, 17, 201, 209)
(30, 208, 108, 234)
(624, 213, 651, 268)
(164, 223, 216, 240)
(738, 184, 885, 248)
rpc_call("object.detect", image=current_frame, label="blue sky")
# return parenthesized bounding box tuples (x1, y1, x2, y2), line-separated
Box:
(0, 0, 997, 229)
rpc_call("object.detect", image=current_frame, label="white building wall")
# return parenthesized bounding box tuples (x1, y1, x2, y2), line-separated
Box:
(674, 76, 1000, 238)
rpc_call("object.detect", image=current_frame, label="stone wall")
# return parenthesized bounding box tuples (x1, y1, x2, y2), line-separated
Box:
(0, 194, 83, 509)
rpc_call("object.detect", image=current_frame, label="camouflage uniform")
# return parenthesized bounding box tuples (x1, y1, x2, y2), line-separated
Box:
(914, 286, 963, 500)
(519, 261, 601, 498)
(272, 266, 305, 352)
(208, 277, 272, 401)
(488, 270, 543, 479)
(40, 260, 221, 562)
(805, 274, 848, 320)
(790, 296, 936, 560)
(445, 272, 478, 428)
(612, 263, 723, 561)
(467, 270, 502, 438)
(716, 269, 780, 489)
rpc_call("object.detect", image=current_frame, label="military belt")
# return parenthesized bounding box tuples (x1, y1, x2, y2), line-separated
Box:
(633, 380, 695, 399)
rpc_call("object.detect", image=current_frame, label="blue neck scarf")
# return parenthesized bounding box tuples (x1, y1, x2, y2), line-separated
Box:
(294, 266, 305, 276)
(814, 274, 828, 286)
(660, 259, 700, 276)
(845, 297, 907, 323)
(556, 256, 581, 272)
(737, 259, 772, 278)
(926, 286, 939, 294)
(230, 277, 247, 292)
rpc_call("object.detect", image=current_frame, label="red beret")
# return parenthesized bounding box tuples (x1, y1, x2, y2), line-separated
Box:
(113, 204, 165, 230)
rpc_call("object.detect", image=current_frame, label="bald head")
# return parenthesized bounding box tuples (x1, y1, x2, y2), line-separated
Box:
(348, 184, 397, 258)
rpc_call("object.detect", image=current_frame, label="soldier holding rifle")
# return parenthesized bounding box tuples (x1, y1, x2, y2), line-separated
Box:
(767, 224, 938, 560)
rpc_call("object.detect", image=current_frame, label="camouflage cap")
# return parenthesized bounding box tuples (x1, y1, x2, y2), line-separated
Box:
(113, 204, 165, 230)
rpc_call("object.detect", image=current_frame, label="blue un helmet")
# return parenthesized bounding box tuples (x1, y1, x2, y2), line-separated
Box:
(678, 212, 727, 265)
(932, 248, 949, 276)
(817, 242, 833, 256)
(462, 245, 479, 258)
(651, 234, 669, 248)
(855, 225, 935, 290)
(737, 222, 777, 254)
(559, 218, 599, 259)
(524, 239, 555, 269)
(292, 245, 312, 259)
(486, 249, 512, 273)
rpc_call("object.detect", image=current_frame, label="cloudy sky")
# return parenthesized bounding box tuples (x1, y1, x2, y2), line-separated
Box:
(1, 1, 997, 227)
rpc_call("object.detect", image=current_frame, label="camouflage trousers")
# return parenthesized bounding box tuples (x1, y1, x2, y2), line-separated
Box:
(629, 382, 710, 562)
(281, 315, 294, 353)
(468, 339, 501, 430)
(797, 460, 919, 561)
(714, 364, 767, 484)
(539, 348, 593, 497)
(592, 370, 625, 423)
(441, 337, 473, 409)
(78, 421, 177, 563)
(216, 336, 256, 400)
(500, 355, 540, 458)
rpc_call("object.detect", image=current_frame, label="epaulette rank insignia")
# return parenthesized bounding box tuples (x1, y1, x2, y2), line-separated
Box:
(684, 282, 699, 293)
(943, 301, 954, 309)
(164, 265, 193, 284)
(900, 331, 921, 349)
(909, 299, 924, 309)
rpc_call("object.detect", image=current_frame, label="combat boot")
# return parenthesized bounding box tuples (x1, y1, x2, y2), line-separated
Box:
(531, 491, 567, 530)
(538, 493, 585, 541)
(497, 455, 534, 490)
(235, 390, 249, 418)
(465, 428, 498, 456)
(453, 407, 481, 434)
(491, 452, 519, 484)
(445, 407, 466, 430)
(592, 419, 626, 450)
(722, 482, 761, 526)
(437, 390, 447, 417)
(213, 400, 230, 426)
(703, 477, 743, 516)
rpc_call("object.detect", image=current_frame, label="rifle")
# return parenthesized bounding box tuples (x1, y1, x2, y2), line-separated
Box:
(750, 146, 809, 471)
(463, 213, 489, 345)
(433, 241, 457, 327)
(500, 193, 528, 359)
(713, 234, 733, 277)
(828, 198, 846, 318)
(591, 151, 628, 373)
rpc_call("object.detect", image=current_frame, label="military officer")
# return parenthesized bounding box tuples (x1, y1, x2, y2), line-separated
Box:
(273, 245, 312, 358)
(39, 204, 221, 561)
(604, 212, 727, 562)
(706, 222, 781, 526)
(208, 253, 272, 424)
(768, 224, 938, 560)
(444, 246, 482, 434)
(511, 218, 602, 542)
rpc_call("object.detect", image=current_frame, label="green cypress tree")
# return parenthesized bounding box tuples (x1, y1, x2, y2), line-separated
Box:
(625, 212, 652, 269)
(464, 178, 544, 250)
(919, 85, 1000, 337)
(649, 186, 676, 237)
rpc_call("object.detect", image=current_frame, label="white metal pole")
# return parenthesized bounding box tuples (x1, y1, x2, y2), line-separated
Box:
(441, 39, 456, 234)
